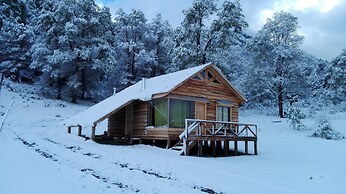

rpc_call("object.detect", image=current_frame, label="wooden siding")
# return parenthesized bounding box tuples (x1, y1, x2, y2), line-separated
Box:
(170, 67, 241, 123)
(231, 105, 239, 122)
(140, 128, 184, 140)
(133, 101, 148, 137)
(108, 107, 125, 137)
(107, 101, 148, 138)
(170, 71, 241, 104)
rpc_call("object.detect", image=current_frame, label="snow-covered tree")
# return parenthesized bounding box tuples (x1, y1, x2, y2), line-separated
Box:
(324, 49, 346, 104)
(246, 11, 309, 118)
(173, 0, 248, 70)
(112, 9, 155, 87)
(148, 14, 174, 75)
(0, 0, 34, 82)
(30, 0, 115, 102)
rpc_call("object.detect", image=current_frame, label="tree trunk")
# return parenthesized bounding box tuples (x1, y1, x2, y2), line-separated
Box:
(57, 76, 62, 100)
(278, 83, 284, 118)
(71, 91, 77, 103)
(81, 68, 86, 100)
(0, 73, 4, 91)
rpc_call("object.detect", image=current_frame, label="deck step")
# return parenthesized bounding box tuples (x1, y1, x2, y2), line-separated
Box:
(171, 146, 183, 151)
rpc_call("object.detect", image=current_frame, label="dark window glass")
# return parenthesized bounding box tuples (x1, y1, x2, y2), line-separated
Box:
(200, 70, 206, 79)
(212, 78, 221, 84)
(193, 74, 202, 80)
(207, 71, 213, 80)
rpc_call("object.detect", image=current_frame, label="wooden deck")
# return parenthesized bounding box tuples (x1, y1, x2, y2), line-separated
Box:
(175, 119, 258, 157)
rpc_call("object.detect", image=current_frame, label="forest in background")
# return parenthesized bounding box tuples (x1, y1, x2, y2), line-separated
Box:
(0, 0, 345, 118)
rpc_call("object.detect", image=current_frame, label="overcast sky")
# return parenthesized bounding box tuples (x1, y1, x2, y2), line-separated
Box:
(96, 0, 346, 61)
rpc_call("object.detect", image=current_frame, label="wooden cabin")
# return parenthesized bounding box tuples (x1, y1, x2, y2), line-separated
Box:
(65, 63, 257, 156)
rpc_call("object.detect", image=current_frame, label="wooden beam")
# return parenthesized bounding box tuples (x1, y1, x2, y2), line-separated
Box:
(224, 140, 229, 156)
(167, 94, 209, 103)
(91, 125, 96, 141)
(234, 141, 238, 156)
(254, 141, 258, 155)
(203, 140, 208, 148)
(198, 141, 203, 157)
(166, 140, 171, 149)
(67, 126, 71, 134)
(77, 125, 82, 136)
(245, 141, 248, 155)
(211, 141, 216, 157)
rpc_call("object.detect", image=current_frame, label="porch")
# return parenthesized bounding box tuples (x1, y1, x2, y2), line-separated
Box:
(171, 119, 258, 157)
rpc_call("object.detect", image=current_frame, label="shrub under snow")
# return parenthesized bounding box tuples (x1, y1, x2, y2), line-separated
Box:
(311, 119, 344, 140)
(287, 107, 306, 130)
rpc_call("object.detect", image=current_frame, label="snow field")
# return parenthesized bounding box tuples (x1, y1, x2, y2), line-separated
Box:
(0, 85, 345, 194)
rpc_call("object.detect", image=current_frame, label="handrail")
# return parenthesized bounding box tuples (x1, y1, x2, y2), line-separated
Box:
(179, 119, 258, 156)
(185, 119, 257, 126)
(180, 119, 258, 140)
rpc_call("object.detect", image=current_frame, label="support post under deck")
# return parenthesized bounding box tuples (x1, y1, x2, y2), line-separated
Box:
(91, 125, 96, 141)
(211, 141, 216, 157)
(234, 141, 238, 156)
(198, 141, 203, 156)
(77, 125, 82, 136)
(224, 140, 229, 156)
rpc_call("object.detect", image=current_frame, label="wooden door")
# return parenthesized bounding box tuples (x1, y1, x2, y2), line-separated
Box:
(195, 102, 206, 135)
(195, 102, 206, 120)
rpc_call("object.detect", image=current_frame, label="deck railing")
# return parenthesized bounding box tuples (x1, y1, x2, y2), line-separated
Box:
(180, 119, 257, 139)
(179, 119, 258, 156)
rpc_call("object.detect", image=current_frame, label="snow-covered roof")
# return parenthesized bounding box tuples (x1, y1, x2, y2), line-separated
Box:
(64, 63, 214, 127)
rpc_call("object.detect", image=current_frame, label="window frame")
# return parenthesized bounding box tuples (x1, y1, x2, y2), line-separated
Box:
(147, 98, 196, 128)
(216, 105, 231, 122)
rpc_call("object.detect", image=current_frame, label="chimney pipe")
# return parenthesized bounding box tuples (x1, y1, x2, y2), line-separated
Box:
(142, 78, 146, 90)
(113, 87, 117, 96)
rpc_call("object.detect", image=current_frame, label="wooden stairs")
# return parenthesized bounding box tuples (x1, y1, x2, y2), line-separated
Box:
(170, 139, 197, 155)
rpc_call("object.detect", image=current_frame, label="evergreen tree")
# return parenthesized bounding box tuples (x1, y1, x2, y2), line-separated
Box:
(148, 14, 174, 75)
(173, 0, 248, 70)
(30, 0, 115, 102)
(246, 11, 307, 117)
(324, 49, 346, 103)
(0, 0, 34, 82)
(112, 9, 154, 87)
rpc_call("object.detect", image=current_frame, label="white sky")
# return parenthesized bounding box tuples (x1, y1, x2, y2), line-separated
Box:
(96, 0, 346, 60)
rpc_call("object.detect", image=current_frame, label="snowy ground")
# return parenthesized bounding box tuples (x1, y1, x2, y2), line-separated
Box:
(0, 83, 346, 194)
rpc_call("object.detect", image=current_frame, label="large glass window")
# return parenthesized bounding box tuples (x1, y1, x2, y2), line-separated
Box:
(148, 99, 168, 127)
(216, 106, 230, 122)
(169, 99, 195, 128)
(148, 98, 195, 128)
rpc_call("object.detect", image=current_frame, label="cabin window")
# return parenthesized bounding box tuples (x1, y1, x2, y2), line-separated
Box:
(207, 71, 213, 81)
(192, 74, 202, 80)
(169, 99, 195, 128)
(200, 70, 206, 79)
(212, 78, 221, 85)
(216, 106, 230, 122)
(148, 99, 168, 127)
(148, 98, 195, 128)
